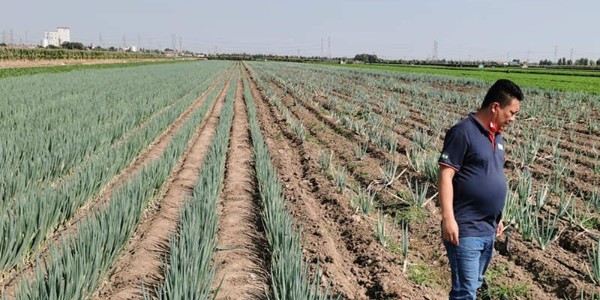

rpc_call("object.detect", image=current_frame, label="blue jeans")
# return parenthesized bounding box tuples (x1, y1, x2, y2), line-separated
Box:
(444, 235, 495, 300)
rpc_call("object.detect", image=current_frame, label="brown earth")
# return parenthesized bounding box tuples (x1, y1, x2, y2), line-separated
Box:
(211, 71, 270, 299)
(92, 69, 234, 299)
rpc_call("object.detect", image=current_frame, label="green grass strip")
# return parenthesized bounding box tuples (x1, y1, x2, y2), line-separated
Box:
(325, 63, 600, 94)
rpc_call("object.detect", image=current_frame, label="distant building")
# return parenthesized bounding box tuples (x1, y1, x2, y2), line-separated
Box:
(42, 27, 71, 47)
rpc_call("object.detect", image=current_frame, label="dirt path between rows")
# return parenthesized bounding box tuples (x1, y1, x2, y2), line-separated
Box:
(0, 69, 228, 298)
(92, 70, 234, 300)
(211, 70, 269, 299)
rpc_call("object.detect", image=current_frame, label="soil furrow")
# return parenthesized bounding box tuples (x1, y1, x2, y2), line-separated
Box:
(92, 70, 234, 300)
(246, 66, 440, 299)
(211, 70, 269, 299)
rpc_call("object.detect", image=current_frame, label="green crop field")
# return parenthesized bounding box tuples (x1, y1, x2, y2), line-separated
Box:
(332, 63, 600, 94)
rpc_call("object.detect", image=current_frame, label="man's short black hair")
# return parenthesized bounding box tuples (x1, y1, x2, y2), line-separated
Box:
(481, 79, 524, 109)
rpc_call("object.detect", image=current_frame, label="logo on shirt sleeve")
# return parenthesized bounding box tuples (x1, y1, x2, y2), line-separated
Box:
(497, 143, 504, 151)
(441, 153, 449, 160)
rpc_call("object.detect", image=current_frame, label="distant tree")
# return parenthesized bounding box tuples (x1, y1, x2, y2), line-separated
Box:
(575, 58, 589, 66)
(354, 53, 378, 63)
(0, 43, 6, 47)
(567, 59, 573, 65)
(539, 59, 552, 66)
(61, 41, 85, 50)
(597, 58, 600, 65)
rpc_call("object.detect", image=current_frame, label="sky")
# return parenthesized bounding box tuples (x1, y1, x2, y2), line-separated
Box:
(1, 0, 599, 62)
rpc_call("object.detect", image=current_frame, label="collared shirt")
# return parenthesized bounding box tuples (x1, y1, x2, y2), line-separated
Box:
(438, 113, 507, 237)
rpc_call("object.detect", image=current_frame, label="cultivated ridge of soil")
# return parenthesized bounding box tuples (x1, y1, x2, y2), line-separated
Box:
(93, 70, 234, 299)
(245, 67, 436, 299)
(211, 71, 269, 299)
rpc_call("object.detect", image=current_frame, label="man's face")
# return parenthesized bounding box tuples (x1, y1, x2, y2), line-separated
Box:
(493, 98, 520, 130)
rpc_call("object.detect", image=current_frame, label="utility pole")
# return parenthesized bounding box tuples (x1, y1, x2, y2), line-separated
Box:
(171, 34, 176, 50)
(320, 38, 324, 57)
(327, 36, 331, 59)
(433, 40, 438, 61)
(99, 33, 103, 48)
(569, 48, 574, 62)
(179, 37, 182, 52)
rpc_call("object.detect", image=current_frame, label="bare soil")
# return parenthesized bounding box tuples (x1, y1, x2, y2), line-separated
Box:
(211, 71, 270, 299)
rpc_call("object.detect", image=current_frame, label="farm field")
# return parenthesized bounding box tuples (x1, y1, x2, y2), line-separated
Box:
(0, 60, 599, 299)
(335, 63, 600, 94)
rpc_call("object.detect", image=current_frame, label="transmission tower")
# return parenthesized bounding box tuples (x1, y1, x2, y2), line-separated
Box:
(320, 38, 324, 57)
(179, 37, 182, 52)
(171, 34, 176, 50)
(327, 36, 331, 59)
(433, 40, 438, 61)
(569, 48, 574, 62)
(553, 45, 558, 63)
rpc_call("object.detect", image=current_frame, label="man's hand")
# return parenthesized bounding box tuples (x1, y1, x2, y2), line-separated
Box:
(442, 218, 460, 246)
(496, 219, 505, 237)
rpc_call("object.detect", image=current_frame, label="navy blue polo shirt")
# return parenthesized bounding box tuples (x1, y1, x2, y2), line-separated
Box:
(438, 113, 507, 237)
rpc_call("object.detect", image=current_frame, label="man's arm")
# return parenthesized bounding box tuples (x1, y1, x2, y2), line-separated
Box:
(439, 165, 459, 246)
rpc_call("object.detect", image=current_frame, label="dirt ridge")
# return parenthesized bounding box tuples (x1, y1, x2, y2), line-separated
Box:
(93, 69, 234, 299)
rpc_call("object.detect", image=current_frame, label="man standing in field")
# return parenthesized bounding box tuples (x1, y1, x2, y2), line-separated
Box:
(438, 79, 523, 300)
